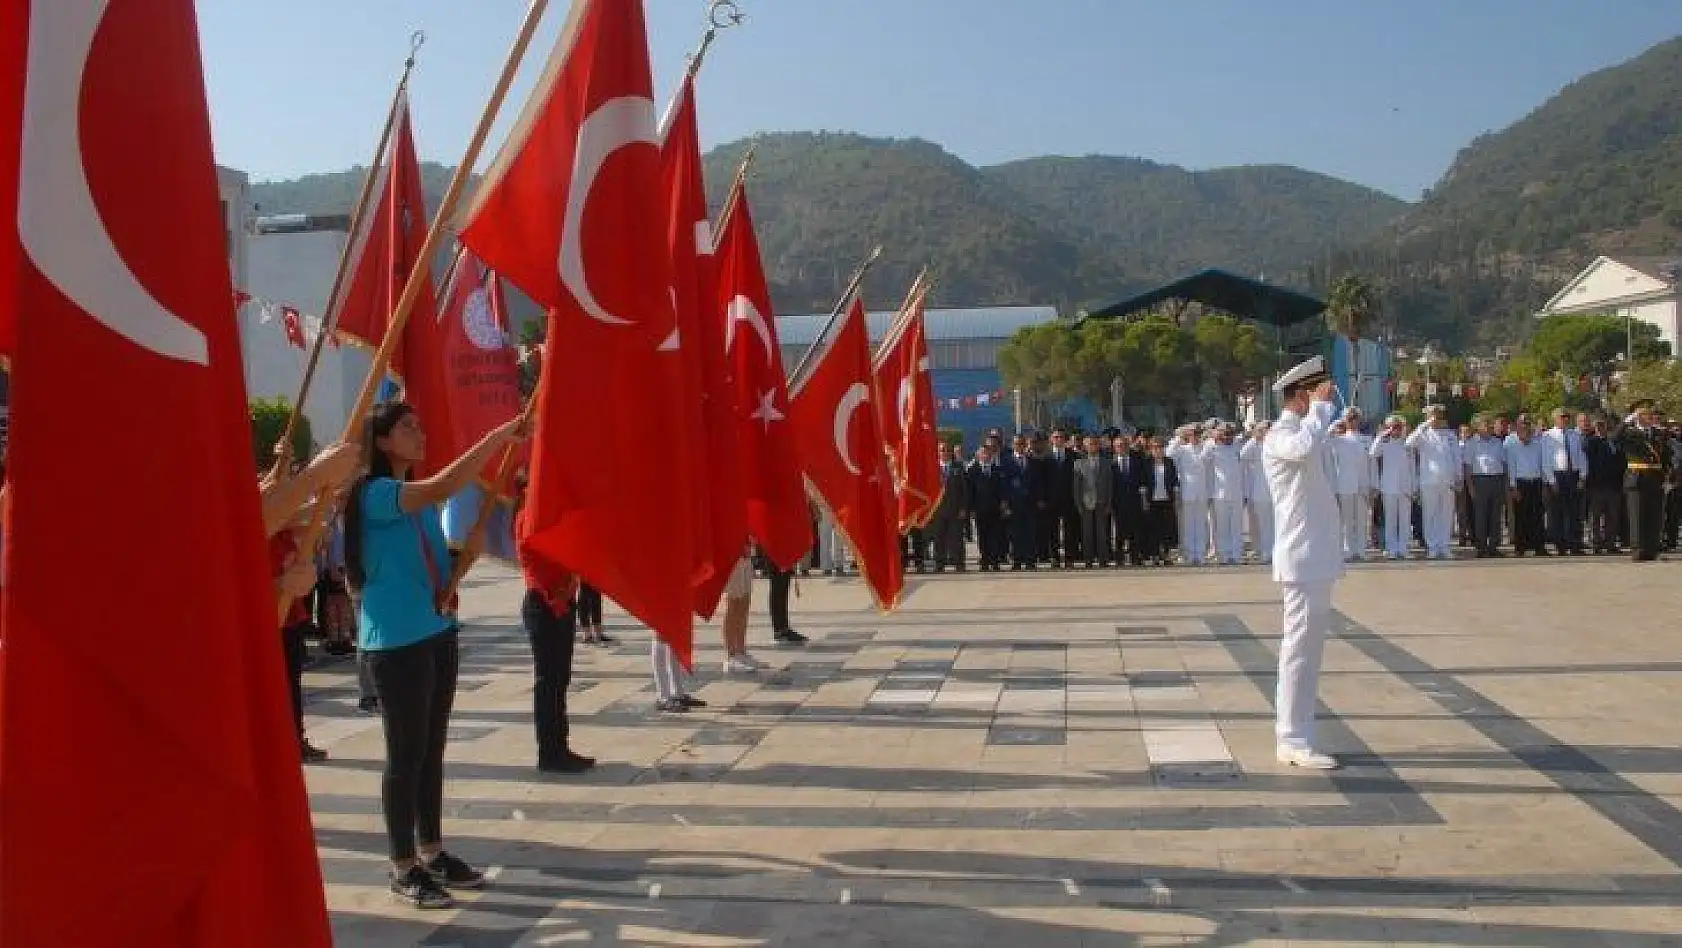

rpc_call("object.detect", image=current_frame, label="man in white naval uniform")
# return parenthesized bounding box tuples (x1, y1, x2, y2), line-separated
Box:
(1168, 425, 1209, 565)
(1241, 422, 1274, 564)
(1263, 357, 1344, 770)
(1327, 420, 1373, 561)
(1407, 405, 1462, 559)
(1201, 424, 1245, 565)
(1370, 414, 1417, 559)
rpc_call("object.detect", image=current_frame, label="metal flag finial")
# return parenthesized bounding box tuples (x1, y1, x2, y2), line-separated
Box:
(407, 31, 426, 67)
(708, 0, 746, 30)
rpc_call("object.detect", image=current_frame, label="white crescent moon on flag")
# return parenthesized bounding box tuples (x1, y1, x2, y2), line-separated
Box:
(725, 295, 774, 362)
(833, 382, 869, 476)
(559, 96, 657, 327)
(17, 1, 209, 366)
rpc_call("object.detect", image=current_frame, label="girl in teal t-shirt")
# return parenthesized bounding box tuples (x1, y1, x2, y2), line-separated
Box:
(343, 401, 527, 909)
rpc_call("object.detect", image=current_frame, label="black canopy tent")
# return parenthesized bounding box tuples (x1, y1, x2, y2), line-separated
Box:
(1081, 268, 1326, 328)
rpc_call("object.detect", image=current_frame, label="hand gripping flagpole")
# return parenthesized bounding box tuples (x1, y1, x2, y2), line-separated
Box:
(788, 245, 885, 390)
(268, 31, 425, 482)
(278, 0, 553, 623)
(436, 393, 539, 612)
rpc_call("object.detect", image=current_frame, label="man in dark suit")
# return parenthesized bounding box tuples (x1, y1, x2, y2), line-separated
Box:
(1110, 434, 1148, 566)
(1583, 414, 1624, 554)
(1004, 433, 1040, 570)
(1138, 436, 1179, 565)
(928, 441, 971, 571)
(966, 441, 1008, 571)
(1044, 428, 1081, 567)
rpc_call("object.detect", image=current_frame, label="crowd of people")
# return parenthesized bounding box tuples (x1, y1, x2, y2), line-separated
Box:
(258, 389, 1676, 909)
(800, 401, 1679, 574)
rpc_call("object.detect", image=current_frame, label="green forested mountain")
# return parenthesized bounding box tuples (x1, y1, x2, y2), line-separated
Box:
(1318, 35, 1682, 350)
(247, 33, 1682, 349)
(251, 133, 1408, 315)
(983, 156, 1407, 279)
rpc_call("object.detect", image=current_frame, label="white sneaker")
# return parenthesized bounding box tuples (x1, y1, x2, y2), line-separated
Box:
(1276, 745, 1340, 770)
(740, 651, 768, 670)
(723, 655, 759, 675)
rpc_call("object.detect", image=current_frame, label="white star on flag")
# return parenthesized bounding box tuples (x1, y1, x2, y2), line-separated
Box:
(750, 389, 785, 431)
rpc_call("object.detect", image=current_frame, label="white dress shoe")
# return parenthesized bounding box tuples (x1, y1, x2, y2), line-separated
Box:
(723, 655, 759, 675)
(1277, 745, 1340, 770)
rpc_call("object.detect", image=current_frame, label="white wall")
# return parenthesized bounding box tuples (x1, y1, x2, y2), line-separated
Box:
(1626, 299, 1679, 351)
(243, 229, 371, 445)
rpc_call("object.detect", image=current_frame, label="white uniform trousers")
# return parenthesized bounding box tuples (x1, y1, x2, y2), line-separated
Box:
(1248, 498, 1275, 562)
(652, 640, 686, 701)
(1211, 500, 1243, 563)
(819, 521, 852, 572)
(1381, 493, 1412, 557)
(1336, 493, 1367, 560)
(1276, 580, 1334, 749)
(1178, 498, 1209, 564)
(1419, 486, 1454, 556)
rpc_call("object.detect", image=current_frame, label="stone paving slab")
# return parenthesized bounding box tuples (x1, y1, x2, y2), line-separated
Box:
(302, 558, 1682, 945)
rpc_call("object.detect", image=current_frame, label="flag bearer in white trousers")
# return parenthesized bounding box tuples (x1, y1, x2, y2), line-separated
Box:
(1202, 425, 1245, 564)
(1241, 423, 1274, 563)
(1168, 426, 1210, 565)
(1407, 405, 1462, 558)
(1328, 421, 1372, 561)
(1370, 414, 1417, 559)
(1263, 358, 1344, 770)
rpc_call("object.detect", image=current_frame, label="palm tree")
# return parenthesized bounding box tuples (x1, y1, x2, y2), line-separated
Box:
(1325, 275, 1380, 406)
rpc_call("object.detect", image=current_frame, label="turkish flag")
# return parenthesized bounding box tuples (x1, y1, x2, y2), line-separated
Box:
(716, 184, 811, 570)
(662, 75, 745, 619)
(280, 306, 307, 350)
(458, 0, 695, 664)
(1, 3, 330, 945)
(324, 90, 436, 374)
(410, 246, 524, 483)
(0, 0, 25, 361)
(874, 294, 943, 530)
(788, 296, 904, 610)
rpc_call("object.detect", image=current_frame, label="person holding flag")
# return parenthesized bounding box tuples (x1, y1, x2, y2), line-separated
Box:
(342, 401, 530, 908)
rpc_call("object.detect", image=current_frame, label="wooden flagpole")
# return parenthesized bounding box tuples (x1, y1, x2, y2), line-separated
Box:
(710, 144, 758, 251)
(871, 267, 932, 371)
(787, 245, 884, 391)
(278, 0, 553, 623)
(268, 32, 424, 482)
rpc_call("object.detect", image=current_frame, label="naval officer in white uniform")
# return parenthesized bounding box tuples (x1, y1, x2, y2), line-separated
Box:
(1262, 357, 1344, 770)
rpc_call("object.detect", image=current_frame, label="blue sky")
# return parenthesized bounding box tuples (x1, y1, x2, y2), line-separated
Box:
(197, 0, 1682, 200)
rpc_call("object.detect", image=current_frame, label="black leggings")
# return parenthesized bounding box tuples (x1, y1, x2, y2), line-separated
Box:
(521, 590, 577, 765)
(575, 584, 603, 626)
(282, 621, 308, 740)
(366, 630, 460, 862)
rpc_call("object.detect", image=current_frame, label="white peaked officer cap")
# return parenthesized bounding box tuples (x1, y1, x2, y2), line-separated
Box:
(1272, 355, 1329, 393)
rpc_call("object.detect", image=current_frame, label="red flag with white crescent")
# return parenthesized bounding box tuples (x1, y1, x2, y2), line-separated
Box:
(787, 295, 904, 610)
(420, 247, 524, 485)
(323, 90, 436, 374)
(716, 185, 811, 570)
(662, 74, 745, 619)
(874, 294, 942, 530)
(457, 0, 695, 664)
(2, 2, 330, 944)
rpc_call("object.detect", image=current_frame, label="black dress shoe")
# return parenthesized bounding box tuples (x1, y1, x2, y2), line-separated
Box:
(678, 695, 708, 708)
(539, 750, 597, 774)
(774, 630, 810, 645)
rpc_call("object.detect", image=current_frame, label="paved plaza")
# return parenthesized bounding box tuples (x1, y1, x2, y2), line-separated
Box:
(304, 559, 1682, 946)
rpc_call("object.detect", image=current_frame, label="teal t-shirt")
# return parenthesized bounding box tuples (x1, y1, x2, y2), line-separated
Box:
(356, 477, 453, 651)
